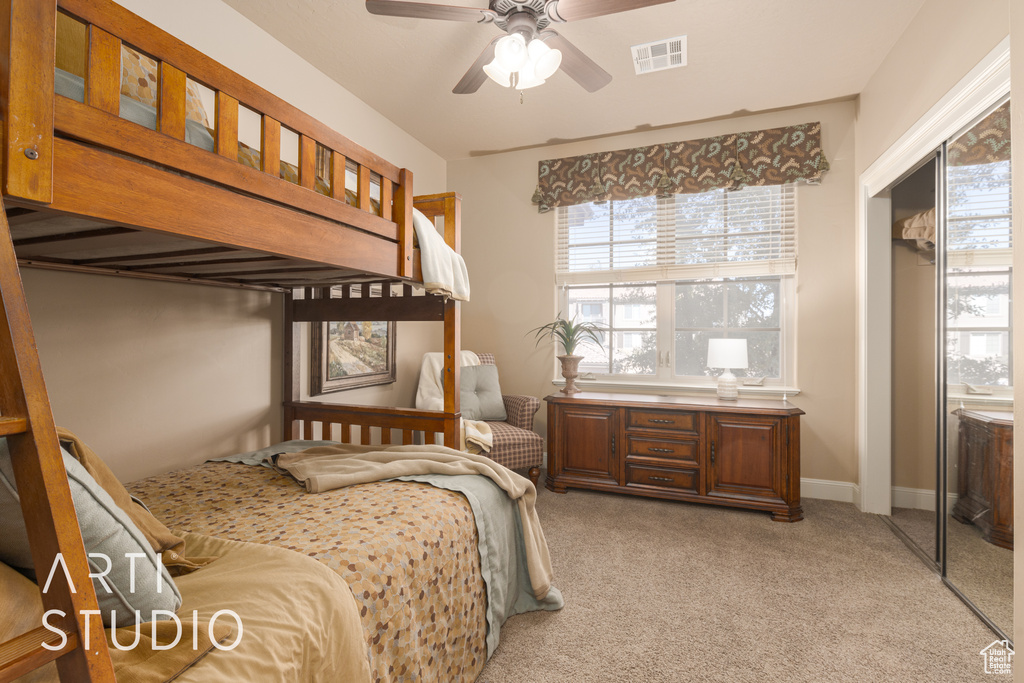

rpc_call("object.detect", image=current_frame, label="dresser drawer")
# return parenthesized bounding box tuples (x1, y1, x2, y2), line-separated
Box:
(625, 463, 699, 493)
(627, 437, 699, 466)
(627, 409, 698, 434)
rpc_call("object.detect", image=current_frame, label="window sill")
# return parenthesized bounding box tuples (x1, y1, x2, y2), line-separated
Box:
(552, 377, 801, 399)
(947, 392, 1014, 410)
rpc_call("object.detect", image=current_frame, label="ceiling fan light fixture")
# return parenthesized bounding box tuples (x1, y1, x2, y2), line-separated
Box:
(515, 60, 546, 90)
(528, 39, 562, 80)
(494, 33, 529, 72)
(483, 58, 513, 88)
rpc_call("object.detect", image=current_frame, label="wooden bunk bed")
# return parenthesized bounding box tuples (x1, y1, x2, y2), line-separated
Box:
(0, 1, 476, 680)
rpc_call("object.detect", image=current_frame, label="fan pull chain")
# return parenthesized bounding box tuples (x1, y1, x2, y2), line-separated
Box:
(520, 90, 524, 104)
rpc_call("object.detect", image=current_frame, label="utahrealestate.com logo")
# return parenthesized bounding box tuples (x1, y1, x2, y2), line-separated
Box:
(980, 640, 1013, 675)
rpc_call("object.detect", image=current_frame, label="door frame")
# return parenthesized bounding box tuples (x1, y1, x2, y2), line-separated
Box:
(856, 37, 1010, 514)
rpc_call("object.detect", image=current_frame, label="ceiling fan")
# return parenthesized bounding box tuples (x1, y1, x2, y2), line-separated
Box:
(365, 0, 675, 94)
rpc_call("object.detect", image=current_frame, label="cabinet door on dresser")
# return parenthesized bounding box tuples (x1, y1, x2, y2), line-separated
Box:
(553, 405, 619, 486)
(705, 413, 785, 504)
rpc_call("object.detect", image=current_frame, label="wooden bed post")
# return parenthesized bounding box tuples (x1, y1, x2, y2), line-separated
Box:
(0, 201, 116, 681)
(1, 0, 56, 204)
(442, 298, 461, 449)
(282, 288, 299, 441)
(394, 169, 414, 279)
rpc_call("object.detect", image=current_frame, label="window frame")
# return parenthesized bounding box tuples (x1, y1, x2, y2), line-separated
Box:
(554, 183, 800, 395)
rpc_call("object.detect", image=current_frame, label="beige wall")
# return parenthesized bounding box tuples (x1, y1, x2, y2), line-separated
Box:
(21, 0, 447, 482)
(855, 0, 1008, 175)
(890, 243, 936, 492)
(450, 100, 859, 484)
(890, 162, 936, 494)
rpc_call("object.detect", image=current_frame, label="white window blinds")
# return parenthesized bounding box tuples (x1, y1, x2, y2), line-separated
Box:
(947, 159, 1012, 267)
(556, 185, 796, 285)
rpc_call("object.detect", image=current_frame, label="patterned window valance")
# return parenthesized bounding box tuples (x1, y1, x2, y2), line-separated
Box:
(533, 121, 829, 213)
(948, 100, 1010, 167)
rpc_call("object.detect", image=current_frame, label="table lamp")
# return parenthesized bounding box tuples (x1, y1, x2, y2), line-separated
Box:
(707, 338, 748, 400)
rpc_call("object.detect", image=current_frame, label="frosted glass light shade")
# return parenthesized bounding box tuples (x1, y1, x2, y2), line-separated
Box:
(483, 58, 512, 87)
(528, 39, 562, 80)
(515, 61, 545, 89)
(494, 33, 528, 72)
(707, 338, 748, 370)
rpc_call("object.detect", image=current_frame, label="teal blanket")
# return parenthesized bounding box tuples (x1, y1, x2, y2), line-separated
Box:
(214, 441, 562, 656)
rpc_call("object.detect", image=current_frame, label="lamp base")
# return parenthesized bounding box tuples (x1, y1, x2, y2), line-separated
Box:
(716, 370, 738, 400)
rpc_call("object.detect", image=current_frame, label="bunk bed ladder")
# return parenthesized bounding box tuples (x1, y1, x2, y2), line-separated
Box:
(0, 202, 116, 682)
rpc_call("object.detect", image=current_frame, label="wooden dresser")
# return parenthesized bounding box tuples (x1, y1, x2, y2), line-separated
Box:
(951, 409, 1013, 550)
(545, 392, 804, 522)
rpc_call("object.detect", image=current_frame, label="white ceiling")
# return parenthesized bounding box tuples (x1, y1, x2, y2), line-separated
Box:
(222, 0, 926, 160)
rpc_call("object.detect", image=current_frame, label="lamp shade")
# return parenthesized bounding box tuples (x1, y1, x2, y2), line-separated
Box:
(494, 33, 529, 72)
(707, 338, 748, 370)
(528, 38, 562, 80)
(483, 58, 512, 87)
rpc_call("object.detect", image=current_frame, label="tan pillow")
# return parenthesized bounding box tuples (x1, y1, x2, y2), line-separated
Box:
(56, 428, 213, 576)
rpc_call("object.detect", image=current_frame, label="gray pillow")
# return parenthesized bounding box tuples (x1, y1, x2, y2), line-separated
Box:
(460, 364, 508, 421)
(0, 438, 181, 626)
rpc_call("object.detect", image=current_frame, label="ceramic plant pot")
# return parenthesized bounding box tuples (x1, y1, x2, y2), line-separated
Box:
(557, 354, 584, 394)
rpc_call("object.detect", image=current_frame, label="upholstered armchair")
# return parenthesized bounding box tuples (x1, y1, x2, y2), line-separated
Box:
(476, 353, 544, 485)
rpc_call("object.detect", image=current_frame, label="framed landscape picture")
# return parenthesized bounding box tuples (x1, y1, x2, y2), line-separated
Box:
(310, 320, 396, 394)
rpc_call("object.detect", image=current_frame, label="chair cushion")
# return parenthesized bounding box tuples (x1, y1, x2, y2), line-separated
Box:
(460, 364, 508, 421)
(486, 421, 544, 471)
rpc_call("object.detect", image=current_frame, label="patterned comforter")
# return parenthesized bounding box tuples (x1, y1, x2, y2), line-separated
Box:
(128, 461, 487, 683)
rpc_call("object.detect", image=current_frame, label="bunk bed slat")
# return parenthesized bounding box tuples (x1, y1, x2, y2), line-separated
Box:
(329, 152, 344, 200)
(215, 91, 239, 160)
(0, 202, 116, 681)
(299, 135, 316, 191)
(262, 116, 281, 177)
(85, 25, 119, 115)
(157, 62, 187, 140)
(357, 165, 371, 214)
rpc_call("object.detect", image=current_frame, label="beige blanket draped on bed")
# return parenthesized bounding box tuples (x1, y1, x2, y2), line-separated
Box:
(274, 444, 554, 601)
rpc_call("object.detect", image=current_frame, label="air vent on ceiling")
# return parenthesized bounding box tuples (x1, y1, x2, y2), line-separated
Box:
(631, 35, 687, 75)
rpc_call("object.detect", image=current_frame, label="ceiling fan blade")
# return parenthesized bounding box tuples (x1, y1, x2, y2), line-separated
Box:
(366, 0, 493, 22)
(542, 31, 612, 92)
(453, 37, 501, 94)
(548, 0, 675, 23)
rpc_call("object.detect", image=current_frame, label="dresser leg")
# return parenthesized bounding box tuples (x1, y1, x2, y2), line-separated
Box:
(771, 506, 804, 523)
(545, 478, 567, 494)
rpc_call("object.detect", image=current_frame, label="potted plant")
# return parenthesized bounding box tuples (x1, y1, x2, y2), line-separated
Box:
(529, 315, 605, 394)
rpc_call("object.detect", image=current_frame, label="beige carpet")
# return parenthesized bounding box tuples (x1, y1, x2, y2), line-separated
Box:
(480, 485, 1003, 682)
(888, 506, 1013, 636)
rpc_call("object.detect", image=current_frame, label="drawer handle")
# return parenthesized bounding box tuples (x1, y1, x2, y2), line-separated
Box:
(649, 447, 675, 453)
(649, 419, 674, 424)
(649, 476, 674, 482)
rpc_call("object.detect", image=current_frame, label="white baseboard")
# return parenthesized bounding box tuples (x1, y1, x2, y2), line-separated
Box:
(891, 486, 958, 512)
(801, 478, 857, 503)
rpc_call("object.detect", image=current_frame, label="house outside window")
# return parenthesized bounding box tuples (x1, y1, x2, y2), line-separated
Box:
(946, 154, 1013, 391)
(556, 184, 796, 389)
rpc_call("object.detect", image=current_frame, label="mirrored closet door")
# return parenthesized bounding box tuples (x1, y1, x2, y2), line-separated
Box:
(884, 96, 1012, 643)
(943, 98, 1013, 640)
(889, 156, 939, 564)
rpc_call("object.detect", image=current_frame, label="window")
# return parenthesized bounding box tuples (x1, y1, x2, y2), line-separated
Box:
(557, 185, 796, 386)
(945, 140, 1013, 390)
